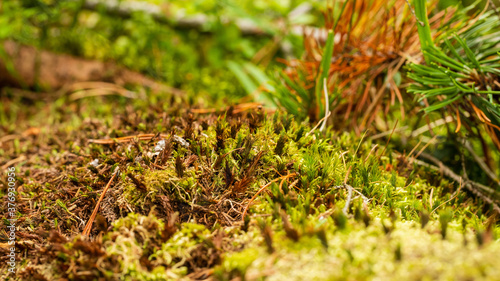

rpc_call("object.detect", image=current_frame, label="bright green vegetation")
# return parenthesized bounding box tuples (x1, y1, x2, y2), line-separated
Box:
(4, 100, 500, 280)
(410, 0, 500, 136)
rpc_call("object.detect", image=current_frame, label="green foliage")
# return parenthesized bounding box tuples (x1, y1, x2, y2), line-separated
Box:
(5, 98, 500, 280)
(409, 2, 500, 121)
(408, 0, 500, 183)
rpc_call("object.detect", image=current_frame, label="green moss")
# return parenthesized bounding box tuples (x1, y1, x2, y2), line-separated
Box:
(215, 248, 260, 280)
(217, 220, 500, 281)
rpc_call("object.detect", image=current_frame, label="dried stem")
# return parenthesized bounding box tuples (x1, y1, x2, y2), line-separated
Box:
(241, 173, 296, 222)
(461, 139, 499, 184)
(319, 78, 330, 132)
(416, 153, 500, 214)
(89, 134, 168, 144)
(342, 166, 353, 215)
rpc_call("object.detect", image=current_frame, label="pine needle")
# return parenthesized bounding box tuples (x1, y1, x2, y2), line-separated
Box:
(82, 167, 120, 237)
(241, 173, 296, 222)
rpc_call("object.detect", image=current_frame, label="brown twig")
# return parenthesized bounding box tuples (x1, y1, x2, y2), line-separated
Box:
(364, 144, 378, 163)
(416, 153, 500, 215)
(82, 167, 120, 237)
(89, 134, 168, 144)
(190, 102, 264, 114)
(413, 134, 438, 160)
(461, 139, 499, 184)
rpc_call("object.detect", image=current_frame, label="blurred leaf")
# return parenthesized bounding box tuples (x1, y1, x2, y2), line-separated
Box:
(227, 60, 257, 95)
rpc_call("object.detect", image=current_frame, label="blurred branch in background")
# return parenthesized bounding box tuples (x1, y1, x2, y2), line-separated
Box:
(80, 0, 268, 36)
(77, 0, 329, 66)
(79, 0, 324, 38)
(0, 40, 182, 95)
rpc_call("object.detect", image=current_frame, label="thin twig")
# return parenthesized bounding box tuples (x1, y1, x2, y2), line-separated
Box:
(404, 0, 425, 26)
(333, 184, 370, 205)
(430, 177, 463, 215)
(378, 119, 399, 160)
(416, 153, 500, 214)
(306, 112, 332, 137)
(190, 102, 263, 114)
(89, 134, 168, 144)
(413, 134, 438, 160)
(364, 144, 378, 163)
(409, 116, 454, 138)
(343, 185, 353, 215)
(342, 166, 353, 215)
(407, 139, 422, 158)
(370, 126, 408, 140)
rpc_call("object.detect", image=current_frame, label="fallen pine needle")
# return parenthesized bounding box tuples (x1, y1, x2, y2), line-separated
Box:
(241, 173, 296, 222)
(190, 102, 263, 114)
(430, 177, 463, 215)
(82, 167, 120, 237)
(89, 134, 168, 144)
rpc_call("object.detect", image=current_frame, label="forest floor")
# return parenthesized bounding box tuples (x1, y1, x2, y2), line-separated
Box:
(1, 91, 500, 281)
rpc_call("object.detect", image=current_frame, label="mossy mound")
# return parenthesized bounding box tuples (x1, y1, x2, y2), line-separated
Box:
(1, 97, 499, 280)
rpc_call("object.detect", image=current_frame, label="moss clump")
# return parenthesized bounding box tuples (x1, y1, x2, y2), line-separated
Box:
(216, 219, 500, 281)
(3, 95, 499, 280)
(24, 212, 222, 280)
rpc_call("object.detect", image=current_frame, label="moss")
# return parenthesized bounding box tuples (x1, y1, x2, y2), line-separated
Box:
(219, 220, 500, 281)
(3, 92, 500, 280)
(215, 248, 260, 280)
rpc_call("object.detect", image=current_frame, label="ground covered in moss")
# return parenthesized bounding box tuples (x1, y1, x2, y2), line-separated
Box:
(0, 94, 499, 280)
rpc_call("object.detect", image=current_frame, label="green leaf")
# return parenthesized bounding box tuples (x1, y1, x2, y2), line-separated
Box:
(227, 60, 257, 95)
(418, 87, 458, 100)
(454, 35, 481, 71)
(424, 94, 462, 113)
(424, 49, 464, 72)
(414, 0, 435, 62)
(443, 38, 467, 65)
(280, 73, 310, 104)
